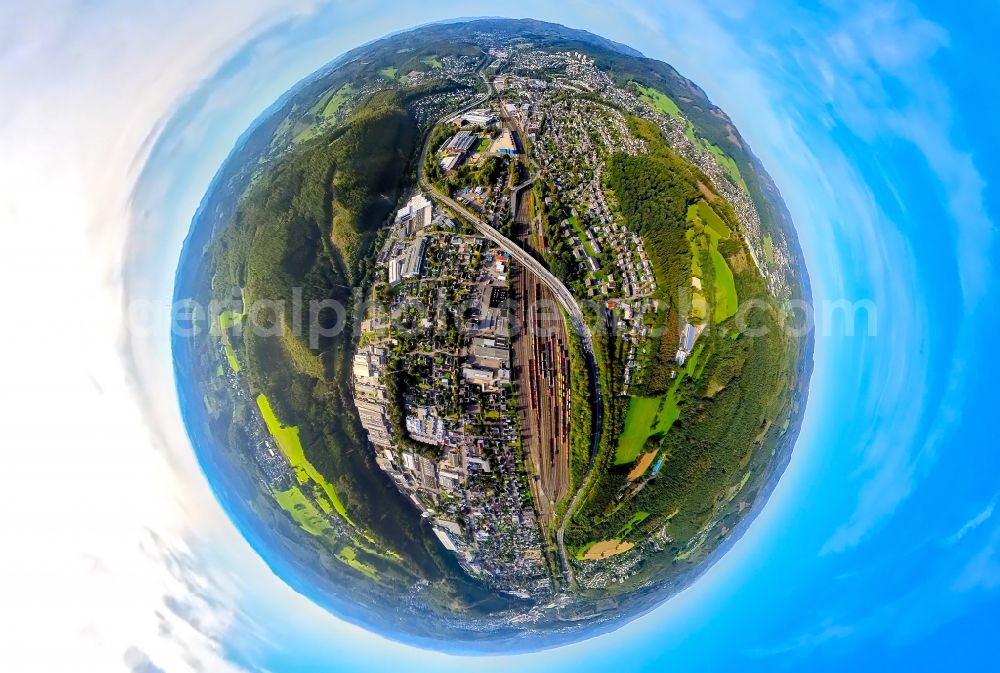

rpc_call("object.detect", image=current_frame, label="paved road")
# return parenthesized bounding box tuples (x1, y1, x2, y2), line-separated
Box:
(416, 57, 604, 591)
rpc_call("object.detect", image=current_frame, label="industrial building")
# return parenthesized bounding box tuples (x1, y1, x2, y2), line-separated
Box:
(439, 154, 461, 172)
(396, 193, 433, 227)
(471, 336, 510, 369)
(401, 236, 426, 279)
(443, 130, 478, 155)
(461, 109, 497, 126)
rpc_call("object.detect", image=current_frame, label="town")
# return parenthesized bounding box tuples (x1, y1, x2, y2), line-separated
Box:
(223, 33, 797, 597)
(353, 193, 553, 599)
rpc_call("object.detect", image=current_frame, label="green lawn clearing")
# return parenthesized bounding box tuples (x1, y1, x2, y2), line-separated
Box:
(337, 546, 378, 579)
(706, 142, 748, 192)
(615, 396, 661, 465)
(321, 83, 355, 118)
(274, 486, 332, 537)
(257, 393, 352, 524)
(617, 511, 650, 538)
(632, 82, 682, 120)
(687, 202, 738, 322)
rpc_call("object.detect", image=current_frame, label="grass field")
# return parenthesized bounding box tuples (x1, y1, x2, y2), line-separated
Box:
(656, 377, 683, 434)
(474, 137, 490, 153)
(223, 344, 241, 373)
(687, 202, 738, 322)
(218, 303, 246, 373)
(615, 396, 661, 465)
(632, 82, 682, 120)
(219, 292, 246, 374)
(321, 83, 354, 118)
(617, 511, 649, 538)
(256, 393, 352, 524)
(706, 142, 748, 192)
(615, 366, 688, 466)
(379, 67, 398, 80)
(691, 292, 708, 322)
(218, 309, 244, 331)
(711, 244, 738, 322)
(422, 56, 443, 69)
(689, 200, 731, 238)
(337, 546, 378, 579)
(764, 233, 775, 264)
(274, 487, 332, 536)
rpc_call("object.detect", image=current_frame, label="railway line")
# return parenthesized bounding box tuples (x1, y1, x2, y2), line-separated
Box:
(415, 55, 603, 590)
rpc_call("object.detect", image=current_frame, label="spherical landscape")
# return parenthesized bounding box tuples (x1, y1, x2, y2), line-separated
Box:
(173, 18, 812, 651)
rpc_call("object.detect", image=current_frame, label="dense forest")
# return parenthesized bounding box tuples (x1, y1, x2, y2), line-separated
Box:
(566, 324, 593, 493)
(207, 91, 508, 608)
(565, 118, 799, 568)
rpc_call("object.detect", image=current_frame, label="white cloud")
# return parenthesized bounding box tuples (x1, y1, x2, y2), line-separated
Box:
(0, 1, 322, 671)
(945, 496, 999, 548)
(2, 1, 994, 669)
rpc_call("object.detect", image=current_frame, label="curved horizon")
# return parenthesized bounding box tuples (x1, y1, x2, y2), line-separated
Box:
(2, 2, 997, 672)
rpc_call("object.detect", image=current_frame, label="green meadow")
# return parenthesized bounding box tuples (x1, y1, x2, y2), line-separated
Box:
(687, 201, 738, 323)
(257, 393, 352, 524)
(632, 82, 682, 120)
(274, 487, 332, 536)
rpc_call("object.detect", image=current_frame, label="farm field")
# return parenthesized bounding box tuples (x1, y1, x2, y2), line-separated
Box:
(256, 393, 352, 523)
(321, 83, 355, 118)
(627, 451, 657, 481)
(579, 539, 635, 560)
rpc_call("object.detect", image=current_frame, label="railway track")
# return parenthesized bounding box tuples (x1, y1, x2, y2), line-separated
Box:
(415, 55, 603, 591)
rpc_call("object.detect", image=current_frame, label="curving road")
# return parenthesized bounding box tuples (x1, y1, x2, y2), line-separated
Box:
(415, 58, 604, 590)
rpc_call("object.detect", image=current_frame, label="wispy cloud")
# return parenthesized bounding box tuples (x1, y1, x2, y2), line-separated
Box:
(0, 1, 323, 671)
(955, 520, 1000, 592)
(944, 495, 998, 547)
(749, 621, 856, 658)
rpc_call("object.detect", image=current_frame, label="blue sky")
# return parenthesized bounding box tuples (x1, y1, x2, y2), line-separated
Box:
(2, 1, 998, 671)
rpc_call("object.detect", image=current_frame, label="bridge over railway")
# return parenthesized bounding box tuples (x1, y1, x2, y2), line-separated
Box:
(415, 56, 604, 590)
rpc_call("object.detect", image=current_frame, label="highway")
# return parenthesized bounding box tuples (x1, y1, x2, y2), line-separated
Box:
(416, 58, 603, 590)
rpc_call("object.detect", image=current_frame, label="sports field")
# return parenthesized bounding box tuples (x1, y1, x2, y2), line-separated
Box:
(580, 539, 635, 560)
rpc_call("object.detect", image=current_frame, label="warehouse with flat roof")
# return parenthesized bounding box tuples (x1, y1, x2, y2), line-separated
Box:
(443, 130, 478, 155)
